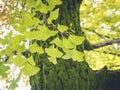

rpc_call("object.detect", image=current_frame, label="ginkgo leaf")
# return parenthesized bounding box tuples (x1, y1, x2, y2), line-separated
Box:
(5, 47, 13, 56)
(71, 50, 84, 62)
(29, 43, 44, 54)
(48, 57, 57, 64)
(38, 26, 58, 40)
(62, 54, 72, 59)
(47, 0, 62, 6)
(47, 8, 59, 24)
(8, 79, 18, 90)
(8, 72, 21, 89)
(36, 0, 48, 13)
(25, 26, 58, 41)
(47, 0, 62, 11)
(22, 63, 40, 76)
(21, 11, 35, 28)
(69, 35, 85, 45)
(45, 48, 63, 58)
(51, 37, 63, 48)
(0, 62, 10, 78)
(58, 24, 68, 32)
(62, 38, 75, 49)
(26, 56, 36, 66)
(12, 54, 27, 66)
(62, 47, 70, 53)
(26, 0, 40, 8)
(11, 35, 25, 50)
(24, 31, 41, 40)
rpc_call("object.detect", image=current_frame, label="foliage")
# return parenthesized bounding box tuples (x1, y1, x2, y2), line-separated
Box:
(0, 0, 120, 89)
(80, 0, 120, 70)
(0, 0, 85, 89)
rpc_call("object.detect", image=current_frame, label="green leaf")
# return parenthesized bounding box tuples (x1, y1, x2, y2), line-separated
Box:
(25, 26, 58, 41)
(45, 48, 63, 58)
(71, 50, 84, 62)
(0, 62, 10, 78)
(12, 54, 27, 66)
(48, 57, 57, 64)
(51, 37, 63, 48)
(9, 72, 21, 89)
(10, 35, 25, 50)
(45, 0, 62, 11)
(47, 8, 59, 24)
(62, 47, 70, 53)
(8, 79, 18, 90)
(20, 11, 35, 29)
(36, 1, 48, 13)
(58, 24, 68, 32)
(29, 43, 44, 54)
(22, 63, 40, 76)
(47, 0, 62, 6)
(24, 31, 40, 40)
(38, 26, 58, 40)
(62, 38, 75, 49)
(5, 47, 13, 56)
(27, 56, 35, 66)
(69, 35, 85, 45)
(62, 54, 72, 59)
(26, 0, 40, 8)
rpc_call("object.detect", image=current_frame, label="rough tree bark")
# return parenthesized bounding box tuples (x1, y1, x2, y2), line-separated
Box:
(30, 0, 97, 90)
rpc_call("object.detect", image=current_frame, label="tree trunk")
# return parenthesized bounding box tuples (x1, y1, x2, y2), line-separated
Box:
(30, 0, 97, 90)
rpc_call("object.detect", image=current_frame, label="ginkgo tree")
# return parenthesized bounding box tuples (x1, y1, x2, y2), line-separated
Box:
(0, 0, 120, 90)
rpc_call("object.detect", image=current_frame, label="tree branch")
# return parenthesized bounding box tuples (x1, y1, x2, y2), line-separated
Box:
(94, 50, 120, 56)
(82, 27, 110, 39)
(92, 38, 120, 49)
(84, 38, 120, 50)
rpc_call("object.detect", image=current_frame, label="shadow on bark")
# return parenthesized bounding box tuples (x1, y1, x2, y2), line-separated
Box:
(95, 66, 120, 90)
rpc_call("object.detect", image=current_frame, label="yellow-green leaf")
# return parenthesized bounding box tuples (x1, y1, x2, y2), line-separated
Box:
(11, 35, 25, 50)
(47, 8, 59, 24)
(38, 26, 58, 40)
(58, 24, 68, 32)
(12, 54, 27, 66)
(27, 56, 35, 66)
(48, 57, 57, 64)
(51, 37, 63, 48)
(69, 35, 85, 45)
(24, 31, 41, 40)
(22, 63, 40, 76)
(45, 48, 63, 58)
(29, 43, 44, 54)
(36, 1, 48, 13)
(71, 50, 84, 62)
(62, 38, 75, 49)
(62, 54, 72, 59)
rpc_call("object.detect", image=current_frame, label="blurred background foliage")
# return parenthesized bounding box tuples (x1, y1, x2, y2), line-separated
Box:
(80, 0, 120, 70)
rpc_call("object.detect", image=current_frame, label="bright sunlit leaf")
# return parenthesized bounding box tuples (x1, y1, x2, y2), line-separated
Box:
(27, 56, 36, 66)
(12, 54, 27, 66)
(51, 37, 63, 48)
(58, 24, 68, 32)
(48, 57, 57, 64)
(45, 48, 63, 58)
(22, 63, 40, 76)
(69, 35, 85, 45)
(47, 8, 59, 24)
(62, 38, 75, 49)
(29, 43, 44, 54)
(71, 49, 84, 62)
